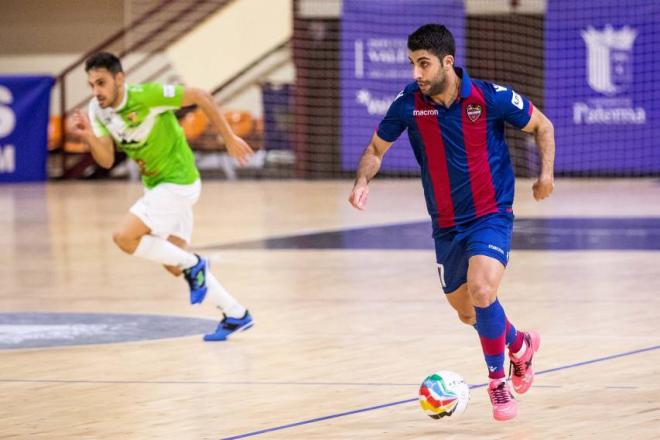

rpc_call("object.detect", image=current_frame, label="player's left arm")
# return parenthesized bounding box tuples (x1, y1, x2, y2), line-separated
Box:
(181, 87, 254, 165)
(521, 106, 555, 201)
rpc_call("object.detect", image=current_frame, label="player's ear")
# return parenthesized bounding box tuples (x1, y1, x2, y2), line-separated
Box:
(114, 71, 126, 87)
(442, 55, 454, 69)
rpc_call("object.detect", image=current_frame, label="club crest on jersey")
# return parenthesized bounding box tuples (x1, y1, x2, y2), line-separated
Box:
(466, 104, 482, 122)
(127, 112, 139, 124)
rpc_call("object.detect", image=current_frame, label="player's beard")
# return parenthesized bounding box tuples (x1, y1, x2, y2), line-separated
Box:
(97, 83, 119, 108)
(421, 72, 449, 97)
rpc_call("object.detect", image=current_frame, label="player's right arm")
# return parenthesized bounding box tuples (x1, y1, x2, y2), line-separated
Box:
(521, 106, 555, 201)
(490, 83, 554, 201)
(71, 109, 115, 168)
(348, 133, 393, 210)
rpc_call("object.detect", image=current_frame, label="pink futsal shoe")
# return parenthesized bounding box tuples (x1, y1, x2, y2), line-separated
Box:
(488, 379, 517, 421)
(509, 331, 541, 394)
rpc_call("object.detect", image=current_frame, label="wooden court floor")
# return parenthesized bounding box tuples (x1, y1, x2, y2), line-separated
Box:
(0, 178, 659, 439)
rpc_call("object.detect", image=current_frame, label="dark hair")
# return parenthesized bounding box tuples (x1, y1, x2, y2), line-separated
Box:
(85, 52, 123, 74)
(407, 24, 456, 61)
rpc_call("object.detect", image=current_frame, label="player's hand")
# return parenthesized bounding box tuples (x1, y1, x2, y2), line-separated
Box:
(348, 178, 369, 210)
(223, 135, 254, 166)
(532, 174, 554, 201)
(70, 109, 93, 141)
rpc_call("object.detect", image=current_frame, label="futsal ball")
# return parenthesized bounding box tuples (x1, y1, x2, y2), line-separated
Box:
(419, 370, 470, 419)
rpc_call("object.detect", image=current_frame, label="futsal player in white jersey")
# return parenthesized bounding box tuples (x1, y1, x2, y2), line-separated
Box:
(71, 52, 254, 341)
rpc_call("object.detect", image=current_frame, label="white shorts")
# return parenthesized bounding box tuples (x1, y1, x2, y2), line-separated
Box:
(129, 179, 201, 243)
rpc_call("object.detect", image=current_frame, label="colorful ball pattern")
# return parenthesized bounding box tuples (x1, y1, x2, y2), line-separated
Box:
(419, 370, 470, 419)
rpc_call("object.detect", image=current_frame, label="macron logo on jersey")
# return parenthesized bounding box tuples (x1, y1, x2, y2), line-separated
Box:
(413, 109, 439, 116)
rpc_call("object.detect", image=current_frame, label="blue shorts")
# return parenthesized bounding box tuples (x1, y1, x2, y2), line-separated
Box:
(433, 212, 513, 294)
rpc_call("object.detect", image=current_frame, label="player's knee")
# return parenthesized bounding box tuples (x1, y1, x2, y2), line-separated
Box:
(112, 230, 137, 254)
(467, 282, 495, 308)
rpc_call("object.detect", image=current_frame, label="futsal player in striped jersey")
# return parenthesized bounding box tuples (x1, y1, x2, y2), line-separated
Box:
(348, 24, 555, 421)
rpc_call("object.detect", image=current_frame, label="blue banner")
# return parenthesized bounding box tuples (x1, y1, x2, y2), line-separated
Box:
(0, 76, 54, 182)
(340, 0, 464, 172)
(545, 1, 660, 174)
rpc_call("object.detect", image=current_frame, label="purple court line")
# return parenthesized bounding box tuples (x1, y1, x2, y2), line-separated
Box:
(220, 344, 660, 440)
(0, 379, 418, 386)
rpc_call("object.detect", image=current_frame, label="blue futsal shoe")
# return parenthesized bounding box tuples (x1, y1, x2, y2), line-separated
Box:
(183, 254, 208, 305)
(204, 311, 254, 341)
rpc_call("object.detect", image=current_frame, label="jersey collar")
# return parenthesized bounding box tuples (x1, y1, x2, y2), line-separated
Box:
(456, 67, 473, 99)
(114, 85, 128, 111)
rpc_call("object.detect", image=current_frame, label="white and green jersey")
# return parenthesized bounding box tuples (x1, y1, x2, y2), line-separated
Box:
(88, 83, 199, 188)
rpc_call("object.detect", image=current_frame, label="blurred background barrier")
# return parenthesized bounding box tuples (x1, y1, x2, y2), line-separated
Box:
(0, 0, 658, 180)
(0, 75, 53, 183)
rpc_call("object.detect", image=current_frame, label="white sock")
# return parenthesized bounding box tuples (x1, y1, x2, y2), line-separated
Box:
(206, 272, 246, 318)
(133, 235, 198, 268)
(513, 341, 527, 358)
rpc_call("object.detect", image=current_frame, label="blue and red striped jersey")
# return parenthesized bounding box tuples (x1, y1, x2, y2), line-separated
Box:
(377, 68, 533, 232)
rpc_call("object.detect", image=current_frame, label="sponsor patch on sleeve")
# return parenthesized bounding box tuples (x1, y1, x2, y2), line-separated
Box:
(511, 90, 523, 110)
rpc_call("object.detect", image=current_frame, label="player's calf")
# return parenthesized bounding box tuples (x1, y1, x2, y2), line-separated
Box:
(457, 312, 476, 326)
